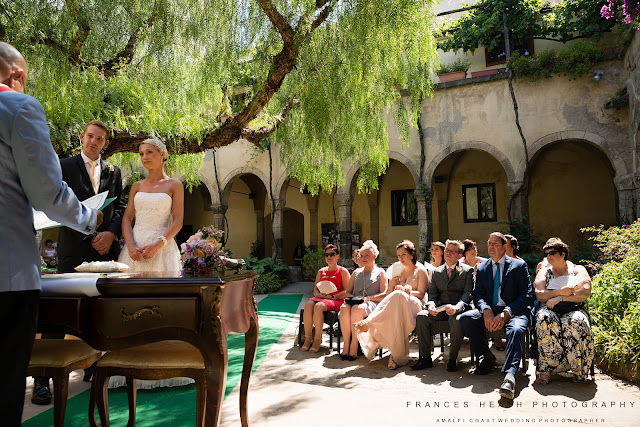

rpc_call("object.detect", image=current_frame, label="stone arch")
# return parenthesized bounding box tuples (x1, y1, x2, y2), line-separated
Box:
(220, 167, 269, 206)
(521, 131, 628, 181)
(343, 150, 420, 198)
(424, 141, 516, 186)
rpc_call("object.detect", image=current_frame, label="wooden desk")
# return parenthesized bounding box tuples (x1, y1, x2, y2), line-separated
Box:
(38, 271, 258, 427)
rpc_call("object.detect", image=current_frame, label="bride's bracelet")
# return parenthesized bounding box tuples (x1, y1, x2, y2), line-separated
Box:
(158, 236, 167, 246)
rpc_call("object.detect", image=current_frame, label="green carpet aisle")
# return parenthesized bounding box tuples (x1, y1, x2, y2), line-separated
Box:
(23, 294, 303, 427)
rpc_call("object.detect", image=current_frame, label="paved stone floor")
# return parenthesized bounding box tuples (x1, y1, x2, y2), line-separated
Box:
(23, 282, 640, 426)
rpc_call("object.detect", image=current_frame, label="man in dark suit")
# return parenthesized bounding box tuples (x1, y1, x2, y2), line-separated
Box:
(57, 120, 126, 273)
(0, 42, 101, 425)
(458, 232, 533, 400)
(32, 120, 126, 404)
(412, 239, 473, 372)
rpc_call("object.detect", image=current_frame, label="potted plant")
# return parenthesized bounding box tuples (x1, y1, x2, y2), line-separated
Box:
(437, 58, 470, 83)
(471, 68, 500, 78)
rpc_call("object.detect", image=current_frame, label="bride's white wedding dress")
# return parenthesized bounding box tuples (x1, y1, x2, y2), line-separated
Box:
(111, 191, 192, 389)
(117, 192, 181, 273)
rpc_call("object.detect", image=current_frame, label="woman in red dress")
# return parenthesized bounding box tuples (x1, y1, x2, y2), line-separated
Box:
(301, 244, 351, 353)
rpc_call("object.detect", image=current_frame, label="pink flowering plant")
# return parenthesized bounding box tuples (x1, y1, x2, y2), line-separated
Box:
(601, 0, 640, 30)
(180, 226, 226, 276)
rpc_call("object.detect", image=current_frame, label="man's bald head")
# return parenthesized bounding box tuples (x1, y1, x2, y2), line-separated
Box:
(0, 42, 27, 93)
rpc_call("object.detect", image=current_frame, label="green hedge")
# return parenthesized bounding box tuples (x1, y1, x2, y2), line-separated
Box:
(242, 257, 290, 294)
(586, 221, 640, 371)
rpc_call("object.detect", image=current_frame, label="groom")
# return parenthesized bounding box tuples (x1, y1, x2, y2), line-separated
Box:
(32, 120, 126, 404)
(56, 120, 126, 273)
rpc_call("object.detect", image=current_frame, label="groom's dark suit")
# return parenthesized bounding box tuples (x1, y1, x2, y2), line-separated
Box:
(57, 154, 126, 272)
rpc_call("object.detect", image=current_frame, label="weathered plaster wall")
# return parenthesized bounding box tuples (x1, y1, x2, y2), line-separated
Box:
(377, 161, 420, 261)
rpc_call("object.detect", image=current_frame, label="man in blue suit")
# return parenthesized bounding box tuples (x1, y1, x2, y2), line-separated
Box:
(0, 42, 102, 425)
(458, 232, 533, 400)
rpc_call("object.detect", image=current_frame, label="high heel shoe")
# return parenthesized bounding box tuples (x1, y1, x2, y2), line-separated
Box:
(301, 335, 312, 352)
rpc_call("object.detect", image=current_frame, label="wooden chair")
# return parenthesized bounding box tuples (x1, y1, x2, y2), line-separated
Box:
(27, 339, 101, 427)
(91, 341, 206, 427)
(429, 320, 450, 354)
(298, 309, 341, 352)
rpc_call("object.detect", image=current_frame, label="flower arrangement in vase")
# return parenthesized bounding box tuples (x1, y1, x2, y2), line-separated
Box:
(180, 226, 226, 277)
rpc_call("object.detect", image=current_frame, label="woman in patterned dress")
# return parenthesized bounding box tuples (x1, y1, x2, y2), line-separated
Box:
(533, 238, 594, 384)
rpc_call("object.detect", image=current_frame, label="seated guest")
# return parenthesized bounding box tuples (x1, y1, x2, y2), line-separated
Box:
(458, 232, 533, 400)
(536, 237, 575, 274)
(533, 238, 594, 384)
(41, 239, 57, 268)
(352, 249, 363, 269)
(460, 239, 486, 270)
(339, 240, 388, 361)
(301, 244, 350, 353)
(354, 241, 428, 369)
(430, 241, 445, 268)
(505, 234, 524, 261)
(413, 240, 473, 371)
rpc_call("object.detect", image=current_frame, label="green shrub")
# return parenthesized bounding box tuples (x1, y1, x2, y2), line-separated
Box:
(508, 41, 604, 81)
(302, 249, 325, 281)
(242, 257, 290, 293)
(254, 271, 287, 294)
(437, 58, 470, 74)
(249, 239, 264, 259)
(586, 221, 640, 372)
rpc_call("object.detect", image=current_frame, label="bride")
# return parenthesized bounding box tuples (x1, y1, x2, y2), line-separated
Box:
(113, 138, 187, 389)
(118, 138, 183, 273)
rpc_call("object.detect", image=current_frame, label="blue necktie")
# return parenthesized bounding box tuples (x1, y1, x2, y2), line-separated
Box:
(492, 262, 500, 307)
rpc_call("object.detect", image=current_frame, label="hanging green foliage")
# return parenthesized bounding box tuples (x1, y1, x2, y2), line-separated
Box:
(2, 0, 439, 193)
(437, 0, 615, 54)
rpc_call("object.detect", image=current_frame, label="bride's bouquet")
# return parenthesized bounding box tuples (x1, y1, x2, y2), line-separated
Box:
(180, 226, 226, 277)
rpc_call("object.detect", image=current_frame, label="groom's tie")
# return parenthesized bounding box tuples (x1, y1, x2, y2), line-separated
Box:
(492, 262, 501, 307)
(88, 160, 99, 194)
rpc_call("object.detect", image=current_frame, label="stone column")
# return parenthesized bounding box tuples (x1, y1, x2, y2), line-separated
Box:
(254, 209, 265, 245)
(305, 195, 319, 250)
(415, 189, 429, 261)
(270, 198, 285, 262)
(366, 190, 379, 246)
(211, 203, 227, 235)
(614, 174, 640, 222)
(507, 180, 529, 222)
(336, 191, 353, 265)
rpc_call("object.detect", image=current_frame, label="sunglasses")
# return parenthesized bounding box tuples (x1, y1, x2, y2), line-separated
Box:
(544, 250, 560, 257)
(324, 252, 337, 257)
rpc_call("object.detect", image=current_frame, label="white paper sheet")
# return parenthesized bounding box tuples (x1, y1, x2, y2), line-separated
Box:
(33, 191, 109, 230)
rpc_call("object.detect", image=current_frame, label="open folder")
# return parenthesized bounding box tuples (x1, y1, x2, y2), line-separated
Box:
(33, 191, 116, 230)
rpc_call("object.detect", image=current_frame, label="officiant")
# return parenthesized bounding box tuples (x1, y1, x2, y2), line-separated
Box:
(32, 120, 126, 405)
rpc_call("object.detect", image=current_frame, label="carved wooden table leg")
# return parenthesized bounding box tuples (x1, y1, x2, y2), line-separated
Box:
(240, 312, 259, 427)
(201, 286, 227, 427)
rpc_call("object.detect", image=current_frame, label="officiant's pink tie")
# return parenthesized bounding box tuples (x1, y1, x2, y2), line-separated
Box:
(88, 160, 99, 194)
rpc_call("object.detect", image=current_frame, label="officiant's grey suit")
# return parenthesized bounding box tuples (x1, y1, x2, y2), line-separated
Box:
(415, 262, 474, 361)
(57, 154, 126, 272)
(0, 88, 97, 423)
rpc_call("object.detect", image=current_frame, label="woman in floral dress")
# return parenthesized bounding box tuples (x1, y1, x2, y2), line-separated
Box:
(533, 238, 594, 384)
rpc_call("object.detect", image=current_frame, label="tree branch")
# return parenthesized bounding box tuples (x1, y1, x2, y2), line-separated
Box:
(310, 0, 334, 32)
(96, 11, 157, 77)
(66, 0, 91, 67)
(257, 0, 294, 42)
(241, 98, 299, 145)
